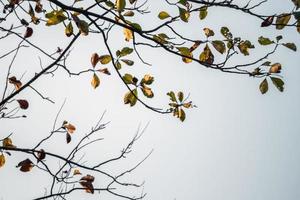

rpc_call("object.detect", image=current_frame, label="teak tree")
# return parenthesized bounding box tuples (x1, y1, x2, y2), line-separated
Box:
(0, 0, 299, 199)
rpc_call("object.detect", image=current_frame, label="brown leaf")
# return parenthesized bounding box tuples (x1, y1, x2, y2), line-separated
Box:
(66, 133, 71, 144)
(91, 53, 99, 68)
(98, 68, 111, 75)
(24, 27, 33, 38)
(269, 63, 281, 73)
(3, 137, 16, 148)
(37, 149, 46, 162)
(80, 174, 95, 182)
(17, 158, 34, 172)
(8, 76, 22, 90)
(17, 99, 29, 109)
(64, 123, 76, 134)
(261, 16, 274, 27)
(80, 181, 94, 194)
(0, 154, 5, 168)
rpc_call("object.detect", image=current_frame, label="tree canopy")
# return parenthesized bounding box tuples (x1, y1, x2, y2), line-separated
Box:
(0, 0, 299, 199)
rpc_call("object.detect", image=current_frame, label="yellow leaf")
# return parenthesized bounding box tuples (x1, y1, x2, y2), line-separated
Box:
(0, 154, 5, 168)
(123, 28, 133, 42)
(116, 0, 126, 12)
(141, 85, 154, 98)
(73, 169, 82, 175)
(91, 73, 100, 89)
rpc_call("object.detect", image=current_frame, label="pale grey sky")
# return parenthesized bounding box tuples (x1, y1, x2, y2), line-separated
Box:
(0, 0, 300, 200)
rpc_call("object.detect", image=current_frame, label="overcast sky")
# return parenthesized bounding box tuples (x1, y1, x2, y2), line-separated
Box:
(0, 0, 300, 200)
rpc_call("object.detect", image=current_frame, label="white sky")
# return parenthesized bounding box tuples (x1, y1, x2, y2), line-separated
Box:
(0, 0, 300, 200)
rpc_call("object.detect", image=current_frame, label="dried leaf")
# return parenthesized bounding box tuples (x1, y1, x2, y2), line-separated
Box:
(66, 133, 71, 144)
(91, 73, 100, 89)
(65, 22, 73, 37)
(8, 76, 22, 90)
(73, 169, 82, 175)
(24, 27, 33, 38)
(269, 63, 282, 73)
(17, 158, 34, 172)
(80, 181, 94, 194)
(91, 53, 99, 68)
(98, 68, 111, 75)
(99, 55, 112, 64)
(203, 28, 214, 37)
(259, 78, 268, 94)
(3, 137, 16, 148)
(0, 154, 5, 168)
(261, 16, 274, 27)
(64, 123, 76, 134)
(37, 149, 46, 162)
(123, 28, 133, 42)
(17, 99, 29, 109)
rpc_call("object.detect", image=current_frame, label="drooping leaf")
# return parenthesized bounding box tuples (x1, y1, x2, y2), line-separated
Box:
(24, 27, 33, 38)
(17, 158, 34, 172)
(259, 78, 268, 94)
(212, 40, 226, 54)
(64, 123, 76, 134)
(276, 13, 291, 30)
(37, 149, 46, 162)
(65, 22, 73, 37)
(258, 36, 274, 45)
(178, 108, 186, 122)
(17, 99, 29, 109)
(199, 44, 214, 64)
(199, 6, 208, 20)
(123, 28, 133, 42)
(91, 73, 100, 89)
(276, 35, 283, 42)
(115, 0, 126, 12)
(269, 63, 282, 73)
(178, 7, 190, 22)
(45, 10, 67, 26)
(124, 11, 134, 17)
(189, 41, 201, 52)
(124, 89, 138, 106)
(283, 43, 297, 51)
(0, 154, 5, 168)
(91, 53, 100, 68)
(123, 73, 134, 84)
(99, 55, 112, 64)
(270, 77, 284, 92)
(178, 91, 184, 102)
(158, 11, 170, 20)
(261, 16, 274, 27)
(98, 68, 111, 75)
(297, 21, 300, 33)
(66, 133, 71, 143)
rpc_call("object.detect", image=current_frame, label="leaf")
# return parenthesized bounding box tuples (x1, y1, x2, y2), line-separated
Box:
(17, 99, 29, 109)
(276, 35, 283, 42)
(270, 77, 284, 92)
(17, 158, 34, 172)
(98, 68, 111, 75)
(238, 40, 254, 56)
(297, 21, 300, 33)
(45, 10, 67, 26)
(73, 169, 82, 175)
(124, 89, 138, 106)
(283, 43, 297, 51)
(141, 75, 154, 85)
(37, 149, 46, 162)
(91, 73, 100, 89)
(99, 55, 112, 64)
(261, 16, 274, 27)
(199, 44, 214, 64)
(269, 63, 281, 73)
(115, 60, 122, 70)
(141, 85, 154, 98)
(178, 91, 184, 102)
(189, 41, 201, 52)
(91, 53, 99, 68)
(8, 76, 22, 90)
(158, 11, 170, 20)
(276, 13, 291, 30)
(258, 36, 274, 45)
(123, 28, 133, 42)
(77, 20, 89, 35)
(120, 59, 134, 66)
(293, 11, 300, 20)
(129, 0, 137, 4)
(177, 47, 193, 63)
(259, 78, 268, 94)
(116, 0, 126, 12)
(167, 91, 177, 102)
(124, 11, 134, 17)
(179, 7, 190, 22)
(65, 22, 73, 37)
(0, 154, 5, 168)
(66, 133, 71, 144)
(199, 6, 208, 20)
(212, 40, 226, 54)
(80, 181, 94, 194)
(123, 73, 134, 84)
(3, 137, 16, 148)
(81, 174, 95, 182)
(64, 123, 76, 134)
(203, 28, 214, 37)
(178, 108, 186, 122)
(292, 0, 300, 9)
(183, 102, 192, 108)
(119, 47, 133, 57)
(220, 27, 232, 39)
(24, 27, 33, 38)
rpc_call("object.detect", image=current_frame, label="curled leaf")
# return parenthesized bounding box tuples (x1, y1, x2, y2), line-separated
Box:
(8, 76, 22, 90)
(17, 158, 34, 172)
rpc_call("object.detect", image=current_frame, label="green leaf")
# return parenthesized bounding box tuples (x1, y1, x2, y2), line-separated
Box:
(99, 55, 112, 64)
(291, 0, 300, 9)
(119, 47, 133, 57)
(258, 36, 274, 45)
(199, 6, 208, 20)
(65, 22, 73, 37)
(105, 1, 115, 8)
(270, 77, 284, 92)
(212, 40, 226, 54)
(123, 73, 134, 84)
(178, 0, 187, 6)
(259, 78, 268, 94)
(121, 59, 134, 66)
(116, 0, 126, 12)
(124, 11, 134, 17)
(220, 27, 232, 39)
(179, 7, 190, 22)
(238, 40, 254, 56)
(203, 28, 214, 37)
(283, 43, 297, 51)
(45, 10, 67, 26)
(276, 13, 291, 30)
(124, 89, 137, 106)
(178, 108, 186, 122)
(167, 91, 177, 102)
(178, 91, 184, 102)
(276, 35, 283, 42)
(293, 11, 300, 20)
(115, 60, 122, 70)
(77, 20, 89, 35)
(158, 11, 170, 20)
(177, 47, 193, 63)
